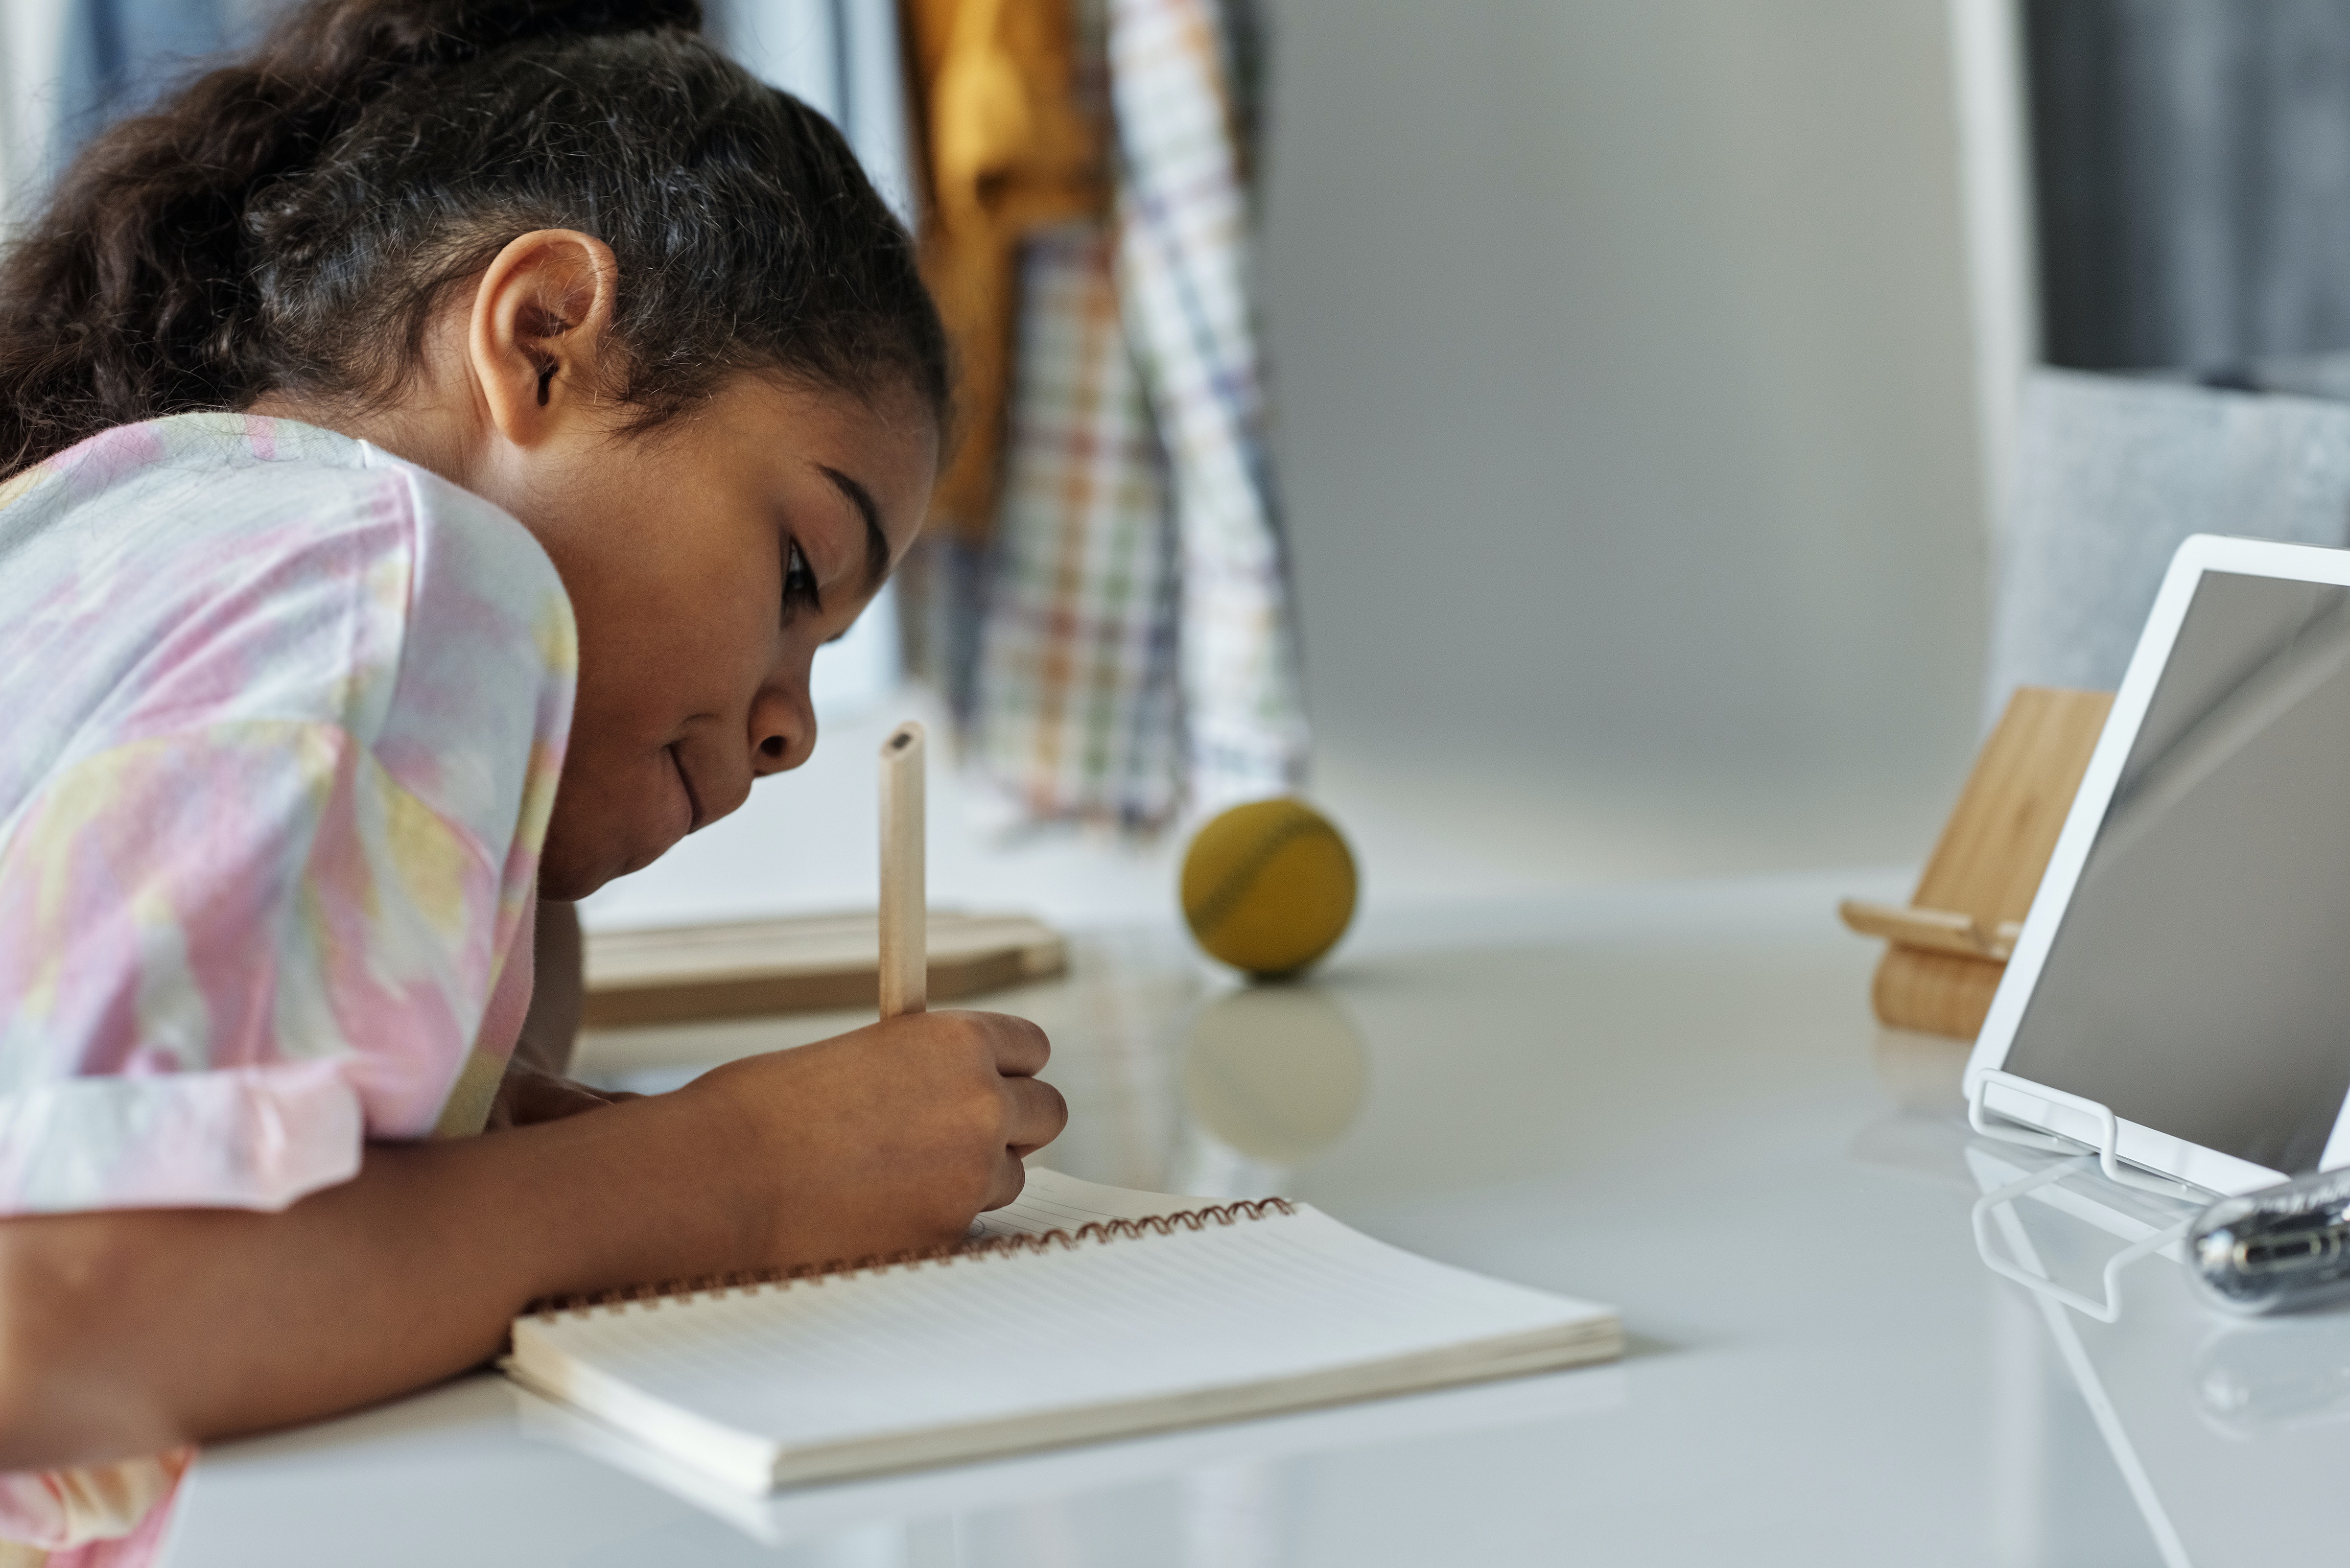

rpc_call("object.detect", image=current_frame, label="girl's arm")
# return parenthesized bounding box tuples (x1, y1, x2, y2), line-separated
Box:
(0, 1010, 1063, 1472)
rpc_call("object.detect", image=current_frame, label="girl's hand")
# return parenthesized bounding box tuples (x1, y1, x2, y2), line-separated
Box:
(671, 1010, 1065, 1264)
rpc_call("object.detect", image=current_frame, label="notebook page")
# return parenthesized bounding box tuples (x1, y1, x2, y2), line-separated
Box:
(968, 1167, 1229, 1240)
(521, 1207, 1612, 1461)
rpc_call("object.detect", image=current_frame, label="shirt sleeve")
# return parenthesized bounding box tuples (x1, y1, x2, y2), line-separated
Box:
(0, 444, 573, 1217)
(0, 720, 515, 1214)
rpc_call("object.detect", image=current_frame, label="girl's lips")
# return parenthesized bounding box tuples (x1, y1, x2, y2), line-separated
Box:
(666, 744, 705, 834)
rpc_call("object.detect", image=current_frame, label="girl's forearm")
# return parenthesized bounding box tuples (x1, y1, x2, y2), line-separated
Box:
(0, 1092, 746, 1472)
(0, 1009, 1062, 1474)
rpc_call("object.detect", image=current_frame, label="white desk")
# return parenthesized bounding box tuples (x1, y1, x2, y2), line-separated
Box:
(165, 881, 2302, 1567)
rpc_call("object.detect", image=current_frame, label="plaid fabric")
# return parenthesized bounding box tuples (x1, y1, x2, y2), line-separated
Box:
(972, 223, 1182, 827)
(968, 0, 1307, 827)
(1110, 0, 1306, 811)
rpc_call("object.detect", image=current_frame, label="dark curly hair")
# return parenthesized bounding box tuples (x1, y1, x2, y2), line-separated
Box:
(0, 0, 948, 478)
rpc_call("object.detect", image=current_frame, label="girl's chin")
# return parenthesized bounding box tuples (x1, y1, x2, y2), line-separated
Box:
(536, 825, 629, 900)
(535, 749, 701, 896)
(662, 744, 702, 839)
(534, 846, 607, 903)
(540, 828, 676, 900)
(538, 799, 687, 899)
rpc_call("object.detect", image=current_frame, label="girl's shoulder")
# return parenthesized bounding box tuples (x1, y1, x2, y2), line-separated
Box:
(0, 410, 562, 610)
(0, 413, 576, 819)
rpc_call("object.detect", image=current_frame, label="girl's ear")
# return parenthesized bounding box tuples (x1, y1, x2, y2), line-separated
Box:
(467, 229, 621, 448)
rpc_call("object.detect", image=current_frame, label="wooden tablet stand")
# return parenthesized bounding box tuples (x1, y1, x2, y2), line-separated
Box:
(1839, 686, 2114, 1041)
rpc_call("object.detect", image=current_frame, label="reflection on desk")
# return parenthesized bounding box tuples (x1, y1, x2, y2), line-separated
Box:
(1174, 982, 1369, 1198)
(1967, 1143, 2350, 1568)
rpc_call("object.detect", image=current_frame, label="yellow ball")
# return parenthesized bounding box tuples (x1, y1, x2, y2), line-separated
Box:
(1180, 797, 1358, 977)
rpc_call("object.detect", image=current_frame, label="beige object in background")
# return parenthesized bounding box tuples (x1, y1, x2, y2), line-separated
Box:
(1838, 685, 2114, 1041)
(899, 0, 1107, 544)
(581, 911, 1066, 1030)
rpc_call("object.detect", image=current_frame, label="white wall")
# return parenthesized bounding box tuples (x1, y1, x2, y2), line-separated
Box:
(1261, 0, 1994, 880)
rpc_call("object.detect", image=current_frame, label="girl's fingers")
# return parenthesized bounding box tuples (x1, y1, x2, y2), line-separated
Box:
(982, 1155, 1030, 1213)
(962, 1011, 1051, 1078)
(1003, 1075, 1068, 1160)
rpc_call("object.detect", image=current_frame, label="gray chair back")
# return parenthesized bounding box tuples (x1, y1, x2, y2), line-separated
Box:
(1987, 368, 2350, 720)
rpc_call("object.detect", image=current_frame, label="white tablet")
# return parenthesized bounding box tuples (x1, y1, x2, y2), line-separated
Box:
(1965, 534, 2350, 1197)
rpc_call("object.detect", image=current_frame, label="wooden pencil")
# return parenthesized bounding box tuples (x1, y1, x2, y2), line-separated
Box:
(878, 721, 927, 1016)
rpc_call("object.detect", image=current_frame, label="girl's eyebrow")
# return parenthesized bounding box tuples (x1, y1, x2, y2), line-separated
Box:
(818, 464, 892, 589)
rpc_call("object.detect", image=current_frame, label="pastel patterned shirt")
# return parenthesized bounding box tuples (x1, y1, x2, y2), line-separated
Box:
(0, 414, 576, 1559)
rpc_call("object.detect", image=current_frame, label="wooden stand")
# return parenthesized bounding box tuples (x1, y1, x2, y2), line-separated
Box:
(1838, 686, 2113, 1041)
(581, 910, 1066, 1030)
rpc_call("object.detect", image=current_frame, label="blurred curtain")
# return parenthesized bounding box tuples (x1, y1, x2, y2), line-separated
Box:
(0, 1, 263, 237)
(59, 1, 230, 127)
(898, 0, 1106, 547)
(2029, 0, 2350, 376)
(711, 0, 915, 222)
(905, 0, 1307, 830)
(54, 0, 252, 162)
(0, 24, 20, 227)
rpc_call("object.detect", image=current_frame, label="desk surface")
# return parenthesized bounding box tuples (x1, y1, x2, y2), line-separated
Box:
(165, 881, 2322, 1568)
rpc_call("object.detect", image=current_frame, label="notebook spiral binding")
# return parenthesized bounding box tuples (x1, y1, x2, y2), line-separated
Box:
(527, 1196, 1297, 1320)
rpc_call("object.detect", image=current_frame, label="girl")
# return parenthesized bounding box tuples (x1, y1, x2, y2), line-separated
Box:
(0, 1, 1067, 1558)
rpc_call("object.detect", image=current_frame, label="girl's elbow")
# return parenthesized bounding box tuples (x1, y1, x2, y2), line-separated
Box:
(0, 1217, 166, 1471)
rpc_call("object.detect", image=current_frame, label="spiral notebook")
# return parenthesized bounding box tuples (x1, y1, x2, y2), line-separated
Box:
(505, 1169, 1621, 1492)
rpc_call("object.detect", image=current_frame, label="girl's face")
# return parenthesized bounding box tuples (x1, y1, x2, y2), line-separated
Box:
(508, 374, 937, 898)
(253, 230, 938, 898)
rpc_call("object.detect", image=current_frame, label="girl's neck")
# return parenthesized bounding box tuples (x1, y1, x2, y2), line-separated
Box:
(244, 322, 485, 491)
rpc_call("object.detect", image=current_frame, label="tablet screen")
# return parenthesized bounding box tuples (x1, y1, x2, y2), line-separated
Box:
(2004, 569, 2350, 1175)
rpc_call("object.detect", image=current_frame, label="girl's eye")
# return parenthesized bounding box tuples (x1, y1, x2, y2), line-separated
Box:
(782, 540, 822, 623)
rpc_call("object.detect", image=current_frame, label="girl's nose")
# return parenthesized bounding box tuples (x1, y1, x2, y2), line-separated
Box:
(750, 682, 815, 776)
